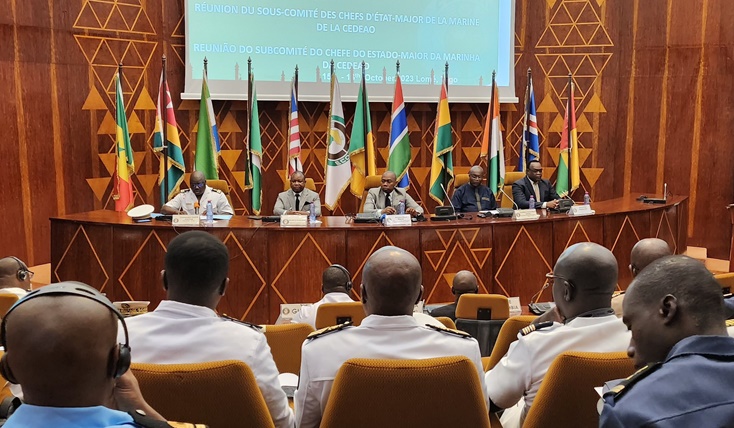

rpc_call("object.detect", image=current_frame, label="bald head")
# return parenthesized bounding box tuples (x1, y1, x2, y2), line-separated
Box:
(362, 246, 423, 316)
(0, 257, 30, 290)
(468, 166, 484, 187)
(190, 171, 205, 183)
(552, 243, 618, 319)
(630, 238, 672, 277)
(4, 294, 120, 407)
(452, 271, 478, 303)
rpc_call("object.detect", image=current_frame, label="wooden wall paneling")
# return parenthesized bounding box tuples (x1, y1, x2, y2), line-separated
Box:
(491, 222, 553, 304)
(50, 221, 113, 294)
(419, 225, 493, 305)
(112, 228, 169, 305)
(551, 217, 605, 263)
(219, 229, 269, 323)
(603, 211, 651, 289)
(650, 204, 680, 255)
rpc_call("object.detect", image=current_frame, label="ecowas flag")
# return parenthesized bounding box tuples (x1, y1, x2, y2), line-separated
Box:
(324, 74, 351, 210)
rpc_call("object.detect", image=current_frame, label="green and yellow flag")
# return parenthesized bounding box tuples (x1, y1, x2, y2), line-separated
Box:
(349, 70, 375, 197)
(250, 74, 263, 214)
(114, 72, 135, 212)
(556, 77, 579, 197)
(429, 81, 454, 204)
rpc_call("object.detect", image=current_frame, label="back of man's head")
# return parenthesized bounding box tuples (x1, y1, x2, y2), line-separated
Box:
(623, 255, 725, 367)
(322, 265, 351, 294)
(362, 246, 422, 316)
(452, 270, 478, 302)
(0, 257, 30, 289)
(630, 238, 672, 277)
(164, 231, 229, 307)
(3, 291, 120, 407)
(552, 242, 618, 319)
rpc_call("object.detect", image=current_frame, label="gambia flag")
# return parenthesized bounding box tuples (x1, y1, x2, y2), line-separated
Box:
(556, 77, 579, 197)
(429, 80, 454, 204)
(250, 74, 263, 215)
(388, 74, 411, 188)
(114, 72, 134, 212)
(349, 70, 375, 198)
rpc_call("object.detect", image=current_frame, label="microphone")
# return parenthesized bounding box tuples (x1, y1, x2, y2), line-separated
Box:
(529, 278, 551, 304)
(440, 183, 458, 215)
(664, 183, 668, 201)
(499, 187, 519, 210)
(193, 201, 200, 215)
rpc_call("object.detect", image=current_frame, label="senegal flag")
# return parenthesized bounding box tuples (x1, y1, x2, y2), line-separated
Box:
(556, 77, 580, 197)
(349, 69, 375, 198)
(429, 80, 454, 204)
(114, 72, 134, 212)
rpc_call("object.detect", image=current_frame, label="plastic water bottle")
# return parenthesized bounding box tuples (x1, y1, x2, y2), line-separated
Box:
(398, 200, 406, 215)
(584, 192, 591, 205)
(309, 203, 316, 223)
(205, 200, 213, 225)
(528, 195, 536, 209)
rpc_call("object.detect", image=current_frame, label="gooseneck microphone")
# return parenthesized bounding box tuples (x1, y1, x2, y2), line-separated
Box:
(440, 183, 463, 218)
(498, 187, 519, 210)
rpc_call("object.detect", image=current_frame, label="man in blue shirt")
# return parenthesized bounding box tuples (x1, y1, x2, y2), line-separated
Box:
(600, 256, 734, 427)
(451, 166, 497, 212)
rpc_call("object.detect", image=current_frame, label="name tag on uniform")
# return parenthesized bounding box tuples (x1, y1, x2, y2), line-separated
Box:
(172, 215, 200, 226)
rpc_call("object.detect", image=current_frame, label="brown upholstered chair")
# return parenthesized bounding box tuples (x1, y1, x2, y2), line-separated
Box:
(314, 302, 366, 329)
(435, 316, 457, 329)
(500, 171, 526, 208)
(168, 179, 234, 208)
(262, 323, 314, 375)
(0, 294, 20, 319)
(484, 315, 537, 371)
(715, 272, 734, 293)
(282, 177, 317, 192)
(320, 356, 490, 428)
(523, 351, 635, 428)
(455, 294, 510, 356)
(359, 175, 383, 212)
(454, 173, 470, 188)
(131, 360, 274, 428)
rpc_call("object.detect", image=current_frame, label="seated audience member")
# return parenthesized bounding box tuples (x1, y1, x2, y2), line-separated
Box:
(601, 256, 734, 427)
(295, 246, 487, 428)
(430, 270, 479, 321)
(511, 160, 560, 209)
(1, 282, 189, 427)
(124, 231, 294, 428)
(485, 243, 630, 428)
(363, 171, 424, 217)
(161, 171, 233, 215)
(612, 238, 672, 316)
(291, 264, 354, 328)
(273, 171, 321, 216)
(0, 257, 32, 298)
(450, 166, 497, 212)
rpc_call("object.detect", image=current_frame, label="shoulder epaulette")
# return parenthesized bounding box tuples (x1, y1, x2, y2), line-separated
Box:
(425, 323, 473, 338)
(128, 410, 174, 427)
(603, 362, 662, 400)
(520, 321, 554, 336)
(220, 314, 263, 332)
(211, 188, 222, 193)
(726, 319, 734, 327)
(306, 321, 352, 341)
(180, 189, 191, 193)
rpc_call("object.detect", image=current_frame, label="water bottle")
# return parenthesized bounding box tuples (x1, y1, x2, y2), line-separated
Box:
(528, 195, 536, 209)
(205, 200, 213, 224)
(309, 203, 316, 223)
(398, 200, 406, 215)
(584, 192, 591, 205)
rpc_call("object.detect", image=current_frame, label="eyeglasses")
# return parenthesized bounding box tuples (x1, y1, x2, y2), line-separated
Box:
(545, 272, 575, 289)
(23, 270, 34, 280)
(191, 182, 206, 188)
(469, 174, 482, 179)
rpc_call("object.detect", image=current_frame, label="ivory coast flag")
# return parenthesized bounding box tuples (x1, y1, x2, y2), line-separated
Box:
(556, 77, 580, 197)
(349, 70, 375, 198)
(114, 73, 135, 212)
(482, 73, 505, 196)
(428, 80, 454, 204)
(250, 74, 263, 215)
(324, 73, 351, 210)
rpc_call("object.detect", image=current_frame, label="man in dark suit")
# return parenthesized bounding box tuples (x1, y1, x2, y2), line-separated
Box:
(430, 270, 479, 321)
(512, 160, 560, 209)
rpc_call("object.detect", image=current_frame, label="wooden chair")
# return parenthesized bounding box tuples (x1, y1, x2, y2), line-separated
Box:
(455, 294, 510, 356)
(500, 171, 526, 208)
(0, 295, 20, 319)
(359, 175, 383, 212)
(523, 351, 635, 428)
(484, 315, 537, 371)
(262, 323, 314, 375)
(131, 360, 275, 428)
(320, 356, 490, 428)
(314, 302, 365, 329)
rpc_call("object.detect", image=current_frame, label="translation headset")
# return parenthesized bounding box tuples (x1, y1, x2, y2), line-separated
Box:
(0, 282, 131, 384)
(329, 264, 353, 293)
(9, 257, 29, 282)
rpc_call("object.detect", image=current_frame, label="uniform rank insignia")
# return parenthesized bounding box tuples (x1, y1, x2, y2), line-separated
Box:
(425, 323, 473, 338)
(520, 321, 554, 336)
(307, 321, 353, 340)
(604, 362, 662, 399)
(220, 314, 263, 332)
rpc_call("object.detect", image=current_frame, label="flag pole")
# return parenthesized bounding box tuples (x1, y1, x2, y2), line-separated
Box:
(444, 61, 449, 94)
(161, 55, 169, 203)
(443, 62, 450, 201)
(114, 62, 124, 202)
(567, 72, 573, 196)
(294, 64, 299, 173)
(487, 70, 496, 184)
(521, 68, 531, 171)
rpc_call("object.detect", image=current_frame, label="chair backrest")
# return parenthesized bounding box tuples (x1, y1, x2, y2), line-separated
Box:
(131, 360, 275, 428)
(485, 315, 537, 371)
(454, 173, 470, 188)
(715, 272, 734, 293)
(0, 294, 20, 319)
(435, 316, 456, 329)
(456, 294, 509, 320)
(314, 302, 366, 330)
(282, 177, 317, 192)
(320, 356, 490, 428)
(359, 175, 383, 212)
(500, 171, 526, 208)
(262, 323, 314, 375)
(523, 351, 635, 428)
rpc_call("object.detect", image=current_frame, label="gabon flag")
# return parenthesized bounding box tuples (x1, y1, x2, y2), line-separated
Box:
(556, 76, 580, 197)
(113, 72, 135, 212)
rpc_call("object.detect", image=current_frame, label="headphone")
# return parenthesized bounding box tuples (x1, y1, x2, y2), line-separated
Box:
(329, 264, 353, 293)
(8, 257, 29, 282)
(0, 282, 131, 384)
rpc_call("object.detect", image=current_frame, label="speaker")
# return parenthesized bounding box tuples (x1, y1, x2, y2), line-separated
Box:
(0, 282, 131, 384)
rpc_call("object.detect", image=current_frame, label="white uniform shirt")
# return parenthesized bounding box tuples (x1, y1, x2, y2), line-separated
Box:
(123, 300, 294, 428)
(295, 315, 488, 428)
(0, 287, 27, 298)
(486, 315, 630, 426)
(412, 311, 445, 328)
(291, 292, 354, 328)
(163, 187, 233, 215)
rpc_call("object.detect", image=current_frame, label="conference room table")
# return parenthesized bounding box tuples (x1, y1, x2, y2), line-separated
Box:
(50, 195, 687, 324)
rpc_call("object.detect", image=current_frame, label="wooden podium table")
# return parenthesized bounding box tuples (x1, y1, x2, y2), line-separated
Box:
(50, 195, 687, 323)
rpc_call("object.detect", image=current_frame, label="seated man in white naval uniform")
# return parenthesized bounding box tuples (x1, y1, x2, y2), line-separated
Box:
(290, 264, 354, 328)
(161, 171, 233, 215)
(123, 231, 294, 428)
(485, 242, 631, 428)
(294, 246, 488, 428)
